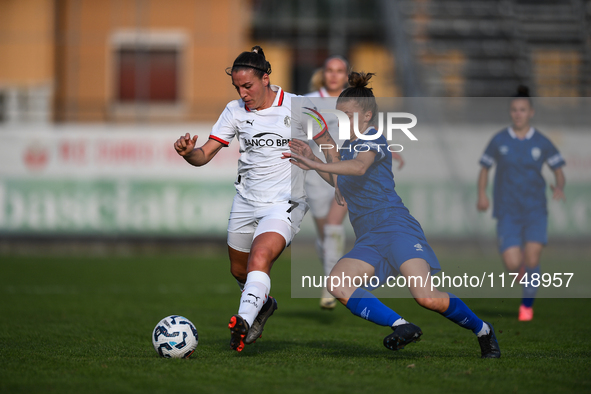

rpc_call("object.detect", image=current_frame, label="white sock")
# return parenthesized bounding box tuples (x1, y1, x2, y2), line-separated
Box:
(477, 322, 491, 337)
(392, 318, 409, 327)
(238, 271, 270, 326)
(322, 225, 345, 300)
(236, 280, 245, 292)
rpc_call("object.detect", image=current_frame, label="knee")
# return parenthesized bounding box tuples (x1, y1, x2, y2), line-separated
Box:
(327, 283, 343, 299)
(503, 255, 522, 272)
(415, 297, 446, 313)
(247, 247, 273, 272)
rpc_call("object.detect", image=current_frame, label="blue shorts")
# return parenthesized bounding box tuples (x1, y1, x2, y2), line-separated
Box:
(342, 216, 441, 289)
(496, 211, 547, 253)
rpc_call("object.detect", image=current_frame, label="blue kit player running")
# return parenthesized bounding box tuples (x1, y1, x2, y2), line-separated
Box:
(285, 72, 500, 358)
(477, 86, 566, 321)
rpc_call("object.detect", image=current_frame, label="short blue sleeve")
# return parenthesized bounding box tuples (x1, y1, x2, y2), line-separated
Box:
(479, 135, 498, 168)
(360, 140, 387, 163)
(543, 138, 566, 170)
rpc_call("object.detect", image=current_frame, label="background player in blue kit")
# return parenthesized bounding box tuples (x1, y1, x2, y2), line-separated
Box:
(285, 72, 500, 358)
(477, 86, 566, 321)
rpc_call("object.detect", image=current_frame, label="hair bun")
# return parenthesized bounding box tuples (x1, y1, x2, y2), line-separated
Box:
(252, 45, 265, 58)
(516, 85, 530, 97)
(348, 72, 374, 89)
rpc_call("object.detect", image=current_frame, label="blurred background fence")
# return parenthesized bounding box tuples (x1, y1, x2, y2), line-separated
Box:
(1, 0, 590, 247)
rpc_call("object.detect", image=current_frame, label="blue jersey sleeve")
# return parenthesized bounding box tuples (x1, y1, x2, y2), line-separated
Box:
(479, 135, 498, 168)
(543, 138, 566, 170)
(360, 140, 387, 163)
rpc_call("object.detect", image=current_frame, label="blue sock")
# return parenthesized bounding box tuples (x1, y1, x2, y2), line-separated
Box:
(441, 293, 484, 335)
(522, 266, 540, 308)
(346, 288, 402, 327)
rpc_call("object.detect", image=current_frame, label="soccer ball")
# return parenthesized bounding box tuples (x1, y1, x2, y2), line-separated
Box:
(152, 315, 198, 358)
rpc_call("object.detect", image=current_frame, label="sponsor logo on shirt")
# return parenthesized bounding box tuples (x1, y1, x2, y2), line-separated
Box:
(244, 132, 290, 147)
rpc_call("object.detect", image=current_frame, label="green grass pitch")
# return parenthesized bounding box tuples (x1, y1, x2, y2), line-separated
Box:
(1, 249, 590, 393)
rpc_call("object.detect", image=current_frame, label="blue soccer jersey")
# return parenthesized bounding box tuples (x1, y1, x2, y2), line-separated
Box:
(337, 128, 408, 237)
(479, 127, 565, 218)
(338, 127, 441, 282)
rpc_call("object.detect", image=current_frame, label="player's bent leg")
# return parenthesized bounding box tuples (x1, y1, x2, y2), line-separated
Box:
(228, 246, 249, 286)
(236, 230, 286, 347)
(501, 246, 523, 273)
(523, 242, 543, 268)
(321, 222, 345, 310)
(519, 242, 543, 320)
(313, 216, 328, 243)
(329, 258, 421, 351)
(320, 200, 348, 310)
(400, 258, 449, 313)
(227, 239, 253, 351)
(400, 258, 500, 358)
(312, 215, 336, 309)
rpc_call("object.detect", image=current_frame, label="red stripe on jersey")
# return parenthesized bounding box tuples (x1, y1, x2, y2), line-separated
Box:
(244, 103, 251, 112)
(312, 127, 328, 141)
(209, 135, 230, 146)
(277, 89, 284, 106)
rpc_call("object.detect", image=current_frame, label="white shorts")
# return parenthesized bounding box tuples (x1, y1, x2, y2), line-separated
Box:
(304, 170, 335, 218)
(226, 193, 308, 253)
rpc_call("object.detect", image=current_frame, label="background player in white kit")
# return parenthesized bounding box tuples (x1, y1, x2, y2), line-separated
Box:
(305, 56, 404, 309)
(173, 46, 338, 351)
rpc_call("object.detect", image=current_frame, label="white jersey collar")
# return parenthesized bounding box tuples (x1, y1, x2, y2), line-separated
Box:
(244, 85, 284, 112)
(508, 127, 535, 140)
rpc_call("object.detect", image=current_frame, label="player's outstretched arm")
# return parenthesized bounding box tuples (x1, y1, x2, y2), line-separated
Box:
(288, 139, 336, 186)
(284, 146, 375, 177)
(477, 166, 490, 211)
(312, 131, 340, 185)
(550, 167, 566, 201)
(173, 133, 224, 167)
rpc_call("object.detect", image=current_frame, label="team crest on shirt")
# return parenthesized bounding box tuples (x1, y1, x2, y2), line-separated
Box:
(499, 145, 509, 155)
(531, 147, 541, 161)
(284, 116, 291, 127)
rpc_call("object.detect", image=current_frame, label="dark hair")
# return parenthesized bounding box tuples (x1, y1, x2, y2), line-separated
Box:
(512, 85, 533, 106)
(225, 46, 272, 78)
(337, 72, 378, 124)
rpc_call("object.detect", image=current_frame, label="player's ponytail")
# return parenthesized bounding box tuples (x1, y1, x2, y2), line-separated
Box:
(226, 46, 272, 79)
(337, 72, 378, 124)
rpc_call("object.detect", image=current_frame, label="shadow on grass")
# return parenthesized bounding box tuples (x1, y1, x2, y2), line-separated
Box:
(203, 336, 482, 360)
(278, 309, 341, 325)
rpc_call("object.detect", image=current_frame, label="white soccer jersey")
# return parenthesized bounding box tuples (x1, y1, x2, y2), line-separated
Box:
(210, 85, 326, 203)
(305, 87, 330, 98)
